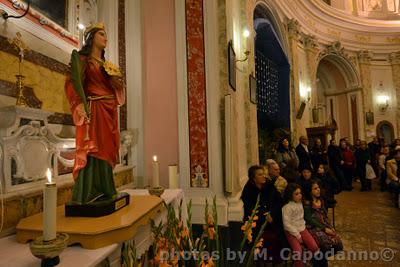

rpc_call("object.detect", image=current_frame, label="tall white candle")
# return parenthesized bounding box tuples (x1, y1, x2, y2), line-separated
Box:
(168, 165, 178, 189)
(152, 156, 160, 187)
(43, 168, 57, 241)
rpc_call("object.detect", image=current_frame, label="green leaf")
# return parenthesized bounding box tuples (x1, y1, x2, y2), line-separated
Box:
(70, 50, 90, 117)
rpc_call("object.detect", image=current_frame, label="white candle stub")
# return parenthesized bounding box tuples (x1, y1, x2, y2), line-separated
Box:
(152, 155, 160, 187)
(168, 165, 178, 189)
(43, 168, 57, 241)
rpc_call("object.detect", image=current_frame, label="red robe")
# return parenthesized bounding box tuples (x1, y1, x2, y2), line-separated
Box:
(65, 56, 125, 179)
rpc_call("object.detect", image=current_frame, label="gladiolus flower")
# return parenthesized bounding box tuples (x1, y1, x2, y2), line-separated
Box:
(200, 257, 214, 267)
(241, 222, 247, 231)
(246, 229, 253, 242)
(181, 227, 189, 238)
(208, 227, 216, 240)
(207, 213, 214, 225)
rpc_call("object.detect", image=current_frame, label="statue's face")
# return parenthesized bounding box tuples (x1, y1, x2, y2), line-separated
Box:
(93, 30, 107, 50)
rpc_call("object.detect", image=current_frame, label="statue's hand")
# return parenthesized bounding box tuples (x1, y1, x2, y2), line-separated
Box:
(110, 75, 124, 89)
(76, 103, 89, 120)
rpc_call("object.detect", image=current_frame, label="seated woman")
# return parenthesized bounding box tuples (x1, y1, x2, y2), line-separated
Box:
(241, 165, 287, 264)
(386, 147, 400, 207)
(303, 180, 343, 254)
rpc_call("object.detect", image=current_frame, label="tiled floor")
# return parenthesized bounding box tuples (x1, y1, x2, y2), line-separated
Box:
(329, 180, 400, 267)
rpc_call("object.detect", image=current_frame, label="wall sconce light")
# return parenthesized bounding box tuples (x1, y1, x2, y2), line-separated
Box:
(1, 1, 30, 20)
(243, 29, 250, 38)
(235, 28, 251, 63)
(235, 50, 250, 63)
(300, 83, 311, 103)
(377, 95, 389, 113)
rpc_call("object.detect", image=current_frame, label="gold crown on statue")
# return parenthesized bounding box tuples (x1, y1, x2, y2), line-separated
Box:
(84, 22, 105, 40)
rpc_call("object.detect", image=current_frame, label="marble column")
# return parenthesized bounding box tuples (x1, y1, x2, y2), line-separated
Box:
(303, 34, 320, 114)
(357, 50, 374, 137)
(287, 19, 302, 141)
(389, 51, 400, 137)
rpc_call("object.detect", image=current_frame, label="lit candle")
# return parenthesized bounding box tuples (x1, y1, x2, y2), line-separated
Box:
(152, 156, 160, 187)
(168, 165, 178, 189)
(43, 168, 57, 241)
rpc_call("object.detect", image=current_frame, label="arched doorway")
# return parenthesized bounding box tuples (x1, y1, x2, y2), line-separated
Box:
(316, 51, 361, 143)
(254, 4, 290, 163)
(376, 121, 395, 145)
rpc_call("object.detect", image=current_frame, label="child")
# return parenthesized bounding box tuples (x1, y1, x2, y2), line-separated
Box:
(282, 183, 319, 267)
(304, 180, 343, 254)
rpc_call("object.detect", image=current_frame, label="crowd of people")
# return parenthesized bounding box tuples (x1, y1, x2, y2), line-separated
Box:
(241, 135, 400, 266)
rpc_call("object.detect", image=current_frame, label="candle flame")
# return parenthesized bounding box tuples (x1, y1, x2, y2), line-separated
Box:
(46, 168, 52, 183)
(153, 155, 157, 162)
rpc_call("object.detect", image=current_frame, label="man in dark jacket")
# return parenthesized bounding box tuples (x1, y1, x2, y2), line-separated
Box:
(328, 139, 350, 191)
(296, 136, 313, 172)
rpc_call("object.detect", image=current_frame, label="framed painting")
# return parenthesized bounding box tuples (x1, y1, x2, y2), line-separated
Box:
(228, 40, 236, 91)
(29, 0, 68, 28)
(249, 74, 257, 104)
(366, 111, 374, 125)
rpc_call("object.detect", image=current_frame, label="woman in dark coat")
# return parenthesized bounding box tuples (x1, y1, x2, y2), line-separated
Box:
(275, 138, 299, 171)
(311, 138, 328, 169)
(354, 141, 371, 191)
(241, 165, 287, 264)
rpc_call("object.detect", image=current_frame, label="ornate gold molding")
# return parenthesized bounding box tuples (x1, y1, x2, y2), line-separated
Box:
(355, 34, 371, 44)
(326, 28, 341, 39)
(386, 37, 400, 44)
(357, 50, 374, 64)
(303, 34, 318, 50)
(318, 41, 356, 65)
(286, 18, 301, 40)
(389, 51, 400, 65)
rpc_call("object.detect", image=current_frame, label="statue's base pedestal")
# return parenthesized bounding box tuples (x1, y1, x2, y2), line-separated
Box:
(16, 195, 164, 249)
(65, 192, 130, 217)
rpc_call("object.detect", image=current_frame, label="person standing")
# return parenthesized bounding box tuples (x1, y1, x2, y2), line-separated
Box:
(341, 138, 355, 191)
(276, 138, 299, 174)
(368, 136, 381, 179)
(354, 141, 371, 191)
(328, 139, 349, 191)
(296, 136, 313, 172)
(310, 138, 328, 170)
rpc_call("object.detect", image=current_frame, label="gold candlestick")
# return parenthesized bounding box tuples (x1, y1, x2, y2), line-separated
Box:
(8, 32, 30, 107)
(15, 74, 28, 107)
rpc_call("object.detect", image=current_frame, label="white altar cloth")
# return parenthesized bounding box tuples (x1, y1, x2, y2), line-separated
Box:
(0, 189, 185, 267)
